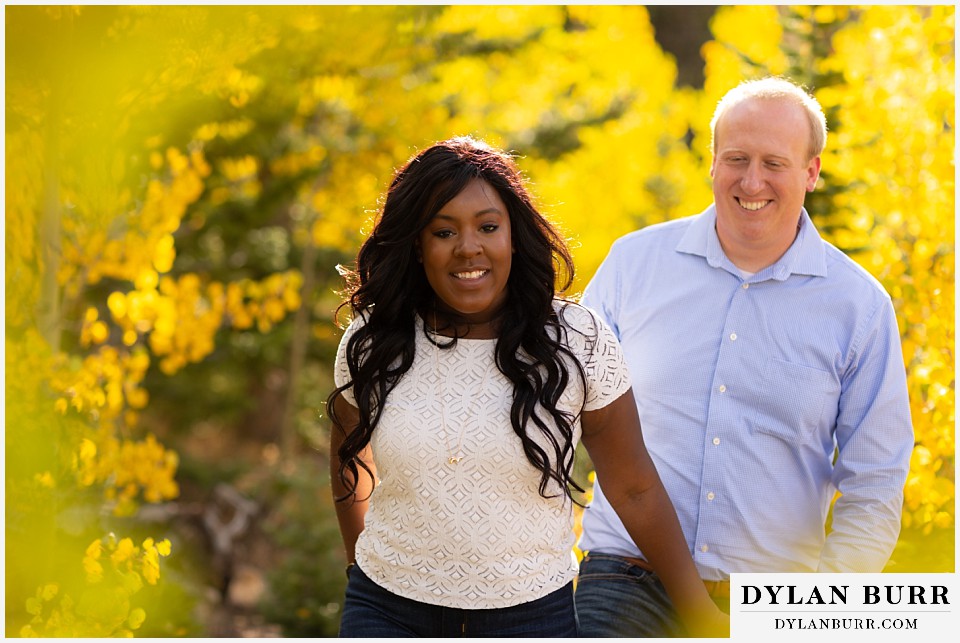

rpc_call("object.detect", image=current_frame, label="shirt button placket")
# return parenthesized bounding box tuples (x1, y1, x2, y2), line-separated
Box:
(700, 281, 746, 566)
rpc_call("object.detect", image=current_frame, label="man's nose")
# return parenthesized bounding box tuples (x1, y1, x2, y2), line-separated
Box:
(740, 163, 764, 194)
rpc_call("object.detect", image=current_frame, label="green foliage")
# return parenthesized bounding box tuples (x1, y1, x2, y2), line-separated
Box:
(257, 456, 347, 637)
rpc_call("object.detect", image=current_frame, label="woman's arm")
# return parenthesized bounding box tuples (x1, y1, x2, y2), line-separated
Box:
(581, 387, 728, 637)
(329, 393, 377, 565)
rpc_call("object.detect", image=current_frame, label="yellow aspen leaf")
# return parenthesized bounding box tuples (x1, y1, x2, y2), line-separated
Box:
(41, 584, 59, 601)
(134, 270, 159, 291)
(80, 439, 97, 462)
(107, 292, 127, 319)
(89, 321, 109, 345)
(35, 472, 55, 489)
(26, 597, 42, 616)
(127, 608, 146, 630)
(83, 557, 103, 583)
(126, 388, 149, 409)
(111, 538, 136, 564)
(152, 234, 176, 274)
(120, 570, 143, 595)
(165, 147, 189, 174)
(195, 122, 219, 141)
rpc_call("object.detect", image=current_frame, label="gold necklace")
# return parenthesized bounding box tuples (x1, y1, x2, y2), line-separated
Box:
(428, 319, 488, 465)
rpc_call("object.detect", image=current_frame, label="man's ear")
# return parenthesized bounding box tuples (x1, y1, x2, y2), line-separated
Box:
(806, 156, 822, 192)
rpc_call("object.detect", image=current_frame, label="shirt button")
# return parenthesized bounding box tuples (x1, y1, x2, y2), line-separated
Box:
(701, 544, 709, 553)
(707, 492, 716, 501)
(712, 437, 721, 446)
(729, 333, 738, 341)
(718, 385, 727, 393)
(742, 283, 750, 289)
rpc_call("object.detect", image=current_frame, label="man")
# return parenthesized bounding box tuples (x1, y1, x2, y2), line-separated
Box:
(575, 77, 913, 637)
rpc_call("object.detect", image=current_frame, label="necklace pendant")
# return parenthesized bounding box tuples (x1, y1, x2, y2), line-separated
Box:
(448, 454, 464, 464)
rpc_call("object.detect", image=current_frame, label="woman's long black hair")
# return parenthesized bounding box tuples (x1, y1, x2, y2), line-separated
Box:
(328, 136, 587, 503)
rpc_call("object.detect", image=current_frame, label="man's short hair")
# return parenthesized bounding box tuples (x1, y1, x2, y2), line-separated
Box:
(710, 76, 828, 161)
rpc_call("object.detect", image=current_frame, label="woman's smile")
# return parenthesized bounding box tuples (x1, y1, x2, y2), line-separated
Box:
(418, 177, 512, 327)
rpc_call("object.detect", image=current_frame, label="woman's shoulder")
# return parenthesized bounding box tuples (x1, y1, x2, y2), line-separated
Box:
(551, 299, 606, 339)
(335, 308, 371, 342)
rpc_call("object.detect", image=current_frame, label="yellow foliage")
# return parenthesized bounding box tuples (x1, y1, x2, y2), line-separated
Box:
(22, 535, 171, 637)
(6, 7, 954, 636)
(818, 6, 955, 533)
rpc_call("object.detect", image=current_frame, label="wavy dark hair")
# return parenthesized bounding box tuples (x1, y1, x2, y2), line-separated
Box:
(328, 136, 587, 503)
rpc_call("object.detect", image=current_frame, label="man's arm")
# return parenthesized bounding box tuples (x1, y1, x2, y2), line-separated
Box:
(582, 389, 728, 637)
(819, 299, 913, 572)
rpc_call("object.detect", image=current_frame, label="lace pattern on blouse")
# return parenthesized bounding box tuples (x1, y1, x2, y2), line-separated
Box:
(333, 302, 630, 608)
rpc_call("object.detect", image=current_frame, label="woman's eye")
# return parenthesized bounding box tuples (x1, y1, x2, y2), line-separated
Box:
(433, 230, 454, 239)
(480, 224, 499, 233)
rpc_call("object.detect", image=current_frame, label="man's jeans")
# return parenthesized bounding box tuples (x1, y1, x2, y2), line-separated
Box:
(575, 553, 685, 637)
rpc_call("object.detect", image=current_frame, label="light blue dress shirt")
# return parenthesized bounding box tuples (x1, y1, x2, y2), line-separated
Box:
(579, 205, 913, 578)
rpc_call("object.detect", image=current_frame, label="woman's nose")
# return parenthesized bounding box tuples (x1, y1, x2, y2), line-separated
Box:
(454, 233, 482, 257)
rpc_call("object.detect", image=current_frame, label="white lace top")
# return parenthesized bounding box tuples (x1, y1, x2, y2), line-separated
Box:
(333, 302, 631, 608)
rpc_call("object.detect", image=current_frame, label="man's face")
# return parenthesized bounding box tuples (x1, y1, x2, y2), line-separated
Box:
(710, 98, 821, 270)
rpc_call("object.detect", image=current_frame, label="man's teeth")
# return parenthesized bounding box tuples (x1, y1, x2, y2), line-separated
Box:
(455, 270, 487, 279)
(739, 199, 770, 211)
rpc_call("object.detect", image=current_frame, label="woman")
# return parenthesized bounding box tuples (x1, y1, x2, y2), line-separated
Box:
(328, 137, 727, 637)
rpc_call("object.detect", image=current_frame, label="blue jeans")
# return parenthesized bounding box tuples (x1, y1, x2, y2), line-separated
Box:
(575, 553, 685, 638)
(340, 564, 579, 637)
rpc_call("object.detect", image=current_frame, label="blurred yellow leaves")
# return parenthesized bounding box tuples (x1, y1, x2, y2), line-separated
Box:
(21, 535, 172, 637)
(57, 146, 209, 301)
(5, 7, 954, 637)
(819, 6, 955, 535)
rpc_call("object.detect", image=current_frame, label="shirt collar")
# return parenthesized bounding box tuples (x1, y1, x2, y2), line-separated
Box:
(676, 204, 828, 281)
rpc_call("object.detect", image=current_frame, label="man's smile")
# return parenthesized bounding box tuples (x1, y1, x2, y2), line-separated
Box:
(736, 197, 772, 211)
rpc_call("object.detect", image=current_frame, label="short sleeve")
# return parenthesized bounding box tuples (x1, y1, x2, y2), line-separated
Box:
(559, 303, 631, 412)
(333, 314, 365, 407)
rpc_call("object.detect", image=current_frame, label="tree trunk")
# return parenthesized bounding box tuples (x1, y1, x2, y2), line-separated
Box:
(280, 223, 319, 458)
(37, 91, 62, 352)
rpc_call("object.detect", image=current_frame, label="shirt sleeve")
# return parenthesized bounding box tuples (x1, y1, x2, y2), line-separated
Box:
(819, 297, 914, 572)
(333, 315, 364, 408)
(568, 305, 632, 412)
(581, 241, 623, 339)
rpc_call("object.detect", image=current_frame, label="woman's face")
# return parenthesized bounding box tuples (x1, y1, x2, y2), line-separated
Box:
(417, 177, 512, 326)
